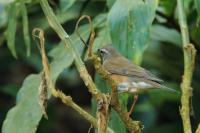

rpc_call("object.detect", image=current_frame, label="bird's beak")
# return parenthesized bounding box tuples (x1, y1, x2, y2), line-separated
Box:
(97, 49, 102, 55)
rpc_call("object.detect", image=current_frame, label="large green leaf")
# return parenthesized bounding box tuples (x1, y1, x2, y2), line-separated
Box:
(2, 27, 89, 133)
(2, 74, 42, 133)
(107, 0, 157, 132)
(108, 0, 158, 64)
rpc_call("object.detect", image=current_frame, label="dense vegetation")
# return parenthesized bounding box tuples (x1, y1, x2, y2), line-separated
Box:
(0, 0, 200, 133)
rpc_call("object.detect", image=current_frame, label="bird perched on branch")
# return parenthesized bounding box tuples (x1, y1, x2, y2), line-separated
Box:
(98, 45, 177, 115)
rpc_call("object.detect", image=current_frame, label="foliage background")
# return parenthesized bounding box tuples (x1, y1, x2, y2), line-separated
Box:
(0, 0, 200, 133)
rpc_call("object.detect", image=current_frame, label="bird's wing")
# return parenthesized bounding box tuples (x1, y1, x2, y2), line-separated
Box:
(104, 56, 163, 83)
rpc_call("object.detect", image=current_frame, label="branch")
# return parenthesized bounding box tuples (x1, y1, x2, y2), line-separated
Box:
(32, 28, 114, 133)
(38, 0, 142, 132)
(39, 1, 110, 132)
(39, 0, 100, 97)
(89, 55, 142, 133)
(177, 0, 197, 133)
(75, 15, 142, 132)
(75, 15, 110, 133)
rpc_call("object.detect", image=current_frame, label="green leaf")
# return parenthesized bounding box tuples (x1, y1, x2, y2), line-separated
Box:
(158, 0, 176, 17)
(59, 0, 76, 12)
(21, 2, 31, 57)
(49, 24, 90, 81)
(107, 0, 157, 131)
(92, 26, 111, 52)
(150, 25, 182, 47)
(109, 109, 127, 133)
(6, 3, 20, 58)
(30, 3, 82, 30)
(195, 0, 200, 16)
(106, 0, 116, 9)
(2, 74, 42, 133)
(84, 23, 111, 59)
(0, 5, 8, 28)
(0, 0, 15, 5)
(108, 0, 158, 64)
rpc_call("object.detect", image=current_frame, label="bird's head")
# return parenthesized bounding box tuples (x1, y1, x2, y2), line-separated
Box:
(98, 45, 119, 62)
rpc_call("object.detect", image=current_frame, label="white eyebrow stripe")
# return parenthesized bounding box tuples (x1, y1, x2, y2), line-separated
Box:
(101, 49, 109, 54)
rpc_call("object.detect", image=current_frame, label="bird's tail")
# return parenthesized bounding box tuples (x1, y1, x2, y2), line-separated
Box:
(160, 85, 180, 94)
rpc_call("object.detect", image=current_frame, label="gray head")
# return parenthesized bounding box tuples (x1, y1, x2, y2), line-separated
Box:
(98, 45, 120, 62)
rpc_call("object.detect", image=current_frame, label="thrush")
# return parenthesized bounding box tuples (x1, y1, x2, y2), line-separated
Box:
(98, 45, 177, 115)
(98, 44, 176, 93)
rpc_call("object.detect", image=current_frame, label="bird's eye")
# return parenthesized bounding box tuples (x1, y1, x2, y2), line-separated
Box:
(98, 49, 104, 54)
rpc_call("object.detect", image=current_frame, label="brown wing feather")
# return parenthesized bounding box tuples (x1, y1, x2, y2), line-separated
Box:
(103, 56, 163, 83)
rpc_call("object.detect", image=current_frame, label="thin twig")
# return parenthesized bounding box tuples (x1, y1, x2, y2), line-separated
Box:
(177, 0, 197, 133)
(75, 15, 95, 57)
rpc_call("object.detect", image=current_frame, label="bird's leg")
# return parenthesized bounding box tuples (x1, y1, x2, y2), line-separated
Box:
(128, 94, 138, 116)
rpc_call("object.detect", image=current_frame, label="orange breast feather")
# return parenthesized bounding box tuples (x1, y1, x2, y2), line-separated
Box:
(110, 74, 129, 84)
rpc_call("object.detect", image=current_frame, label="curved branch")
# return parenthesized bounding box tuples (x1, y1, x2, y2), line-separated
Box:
(76, 15, 143, 132)
(32, 28, 114, 133)
(38, 0, 142, 132)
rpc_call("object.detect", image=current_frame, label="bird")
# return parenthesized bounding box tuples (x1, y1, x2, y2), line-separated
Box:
(98, 44, 178, 115)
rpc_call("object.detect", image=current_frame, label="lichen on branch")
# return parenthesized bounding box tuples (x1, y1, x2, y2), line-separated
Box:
(38, 0, 143, 132)
(177, 0, 197, 133)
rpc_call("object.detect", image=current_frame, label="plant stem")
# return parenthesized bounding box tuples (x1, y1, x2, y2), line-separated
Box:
(39, 0, 142, 132)
(177, 0, 197, 133)
(39, 0, 100, 97)
(195, 124, 200, 133)
(90, 55, 142, 133)
(33, 28, 115, 133)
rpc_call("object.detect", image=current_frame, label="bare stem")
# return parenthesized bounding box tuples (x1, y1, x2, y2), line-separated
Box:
(177, 0, 197, 133)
